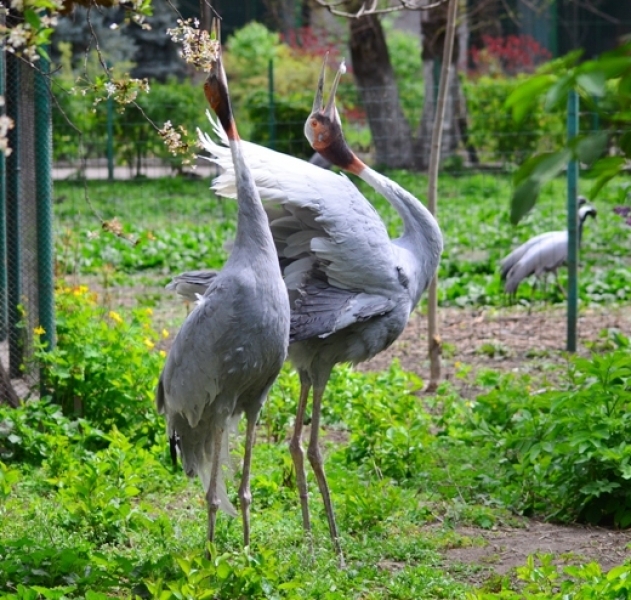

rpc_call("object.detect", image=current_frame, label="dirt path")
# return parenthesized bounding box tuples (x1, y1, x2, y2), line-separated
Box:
(444, 521, 631, 583)
(360, 304, 630, 382)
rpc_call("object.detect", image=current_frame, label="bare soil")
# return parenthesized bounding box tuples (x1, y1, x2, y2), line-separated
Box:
(444, 521, 631, 583)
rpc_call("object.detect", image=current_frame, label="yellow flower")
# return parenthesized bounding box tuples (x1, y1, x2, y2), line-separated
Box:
(109, 311, 123, 324)
(144, 338, 155, 350)
(159, 350, 166, 358)
(34, 325, 45, 335)
(162, 328, 169, 339)
(454, 361, 462, 369)
(145, 307, 154, 316)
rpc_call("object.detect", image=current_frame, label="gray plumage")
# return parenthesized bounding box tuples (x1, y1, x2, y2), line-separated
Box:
(168, 60, 442, 563)
(501, 202, 597, 295)
(156, 51, 289, 548)
(166, 269, 218, 301)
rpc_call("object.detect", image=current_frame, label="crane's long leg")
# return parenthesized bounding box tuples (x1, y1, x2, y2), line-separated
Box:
(289, 374, 312, 538)
(239, 416, 257, 548)
(554, 270, 567, 298)
(528, 279, 538, 315)
(307, 385, 345, 567)
(206, 427, 224, 552)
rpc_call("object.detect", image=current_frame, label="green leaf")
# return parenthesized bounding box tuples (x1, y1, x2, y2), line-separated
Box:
(23, 9, 41, 30)
(530, 149, 571, 182)
(505, 75, 555, 123)
(619, 131, 631, 158)
(511, 179, 541, 225)
(216, 560, 231, 580)
(586, 156, 626, 197)
(512, 152, 553, 186)
(574, 132, 608, 165)
(576, 71, 606, 97)
(544, 75, 572, 111)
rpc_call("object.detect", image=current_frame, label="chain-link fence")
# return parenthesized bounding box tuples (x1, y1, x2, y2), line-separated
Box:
(1, 48, 55, 399)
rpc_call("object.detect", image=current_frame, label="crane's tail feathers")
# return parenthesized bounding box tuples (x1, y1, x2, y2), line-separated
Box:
(197, 415, 240, 518)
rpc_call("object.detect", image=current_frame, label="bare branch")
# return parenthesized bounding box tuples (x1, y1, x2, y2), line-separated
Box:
(574, 0, 620, 24)
(313, 0, 449, 18)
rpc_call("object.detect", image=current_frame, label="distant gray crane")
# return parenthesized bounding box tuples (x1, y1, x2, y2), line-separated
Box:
(156, 45, 290, 549)
(167, 59, 443, 563)
(500, 199, 597, 299)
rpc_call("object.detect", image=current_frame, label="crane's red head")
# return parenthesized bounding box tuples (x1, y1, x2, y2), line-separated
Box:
(203, 19, 238, 140)
(304, 56, 363, 175)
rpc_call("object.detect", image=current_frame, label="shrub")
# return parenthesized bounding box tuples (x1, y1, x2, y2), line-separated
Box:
(341, 364, 431, 483)
(0, 398, 94, 466)
(34, 284, 165, 444)
(384, 20, 424, 127)
(468, 345, 631, 526)
(246, 90, 313, 158)
(464, 75, 565, 165)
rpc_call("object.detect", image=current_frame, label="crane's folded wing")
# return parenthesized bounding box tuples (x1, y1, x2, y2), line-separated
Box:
(504, 232, 567, 293)
(290, 279, 397, 342)
(500, 231, 557, 280)
(197, 113, 401, 297)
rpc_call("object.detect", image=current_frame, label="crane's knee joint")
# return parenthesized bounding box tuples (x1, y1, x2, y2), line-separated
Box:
(307, 445, 322, 465)
(289, 437, 303, 455)
(239, 489, 252, 507)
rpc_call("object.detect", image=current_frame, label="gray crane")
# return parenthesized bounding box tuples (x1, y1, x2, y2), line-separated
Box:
(167, 59, 443, 563)
(155, 46, 290, 549)
(500, 199, 597, 299)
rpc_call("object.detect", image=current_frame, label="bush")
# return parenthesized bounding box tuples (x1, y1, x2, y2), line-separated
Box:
(468, 344, 631, 526)
(246, 90, 313, 158)
(468, 555, 631, 599)
(464, 75, 565, 165)
(34, 284, 166, 445)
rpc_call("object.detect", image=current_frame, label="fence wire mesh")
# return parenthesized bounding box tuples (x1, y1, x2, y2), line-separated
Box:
(29, 79, 631, 392)
(1, 49, 55, 397)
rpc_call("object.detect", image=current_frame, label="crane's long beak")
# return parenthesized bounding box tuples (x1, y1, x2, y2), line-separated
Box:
(312, 55, 346, 119)
(312, 54, 328, 114)
(323, 60, 346, 120)
(204, 17, 237, 139)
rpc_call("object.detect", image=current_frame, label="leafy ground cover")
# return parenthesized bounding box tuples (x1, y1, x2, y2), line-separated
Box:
(2, 172, 628, 598)
(1, 286, 630, 598)
(53, 171, 631, 318)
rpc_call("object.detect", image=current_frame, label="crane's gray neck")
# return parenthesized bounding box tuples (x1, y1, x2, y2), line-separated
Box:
(227, 140, 277, 264)
(358, 166, 443, 292)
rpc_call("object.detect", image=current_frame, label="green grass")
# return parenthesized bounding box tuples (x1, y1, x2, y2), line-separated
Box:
(53, 171, 631, 309)
(0, 364, 487, 599)
(2, 284, 631, 598)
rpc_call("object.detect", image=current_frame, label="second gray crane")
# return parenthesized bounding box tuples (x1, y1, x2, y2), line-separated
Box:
(500, 199, 597, 299)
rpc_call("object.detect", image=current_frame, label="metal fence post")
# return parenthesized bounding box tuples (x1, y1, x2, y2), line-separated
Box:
(35, 54, 55, 354)
(566, 89, 579, 353)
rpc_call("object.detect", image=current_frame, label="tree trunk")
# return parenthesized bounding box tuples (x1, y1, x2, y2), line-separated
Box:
(415, 0, 466, 170)
(426, 0, 458, 393)
(349, 14, 414, 168)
